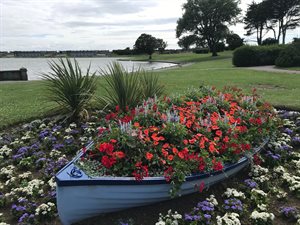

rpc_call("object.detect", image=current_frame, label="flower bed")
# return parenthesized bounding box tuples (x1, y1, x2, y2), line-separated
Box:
(1, 86, 297, 225)
(77, 86, 276, 194)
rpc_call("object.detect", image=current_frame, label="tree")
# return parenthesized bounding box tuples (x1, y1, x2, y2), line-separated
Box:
(156, 38, 168, 54)
(176, 0, 241, 57)
(226, 33, 244, 50)
(134, 34, 158, 59)
(267, 0, 300, 44)
(244, 1, 271, 45)
(178, 35, 198, 50)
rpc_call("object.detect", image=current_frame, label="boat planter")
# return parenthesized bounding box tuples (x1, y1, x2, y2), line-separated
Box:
(55, 139, 268, 225)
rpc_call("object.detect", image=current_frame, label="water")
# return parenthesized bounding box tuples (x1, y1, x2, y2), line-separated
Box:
(0, 57, 176, 80)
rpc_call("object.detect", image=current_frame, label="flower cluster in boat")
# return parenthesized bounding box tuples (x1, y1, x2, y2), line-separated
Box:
(154, 111, 300, 225)
(79, 87, 277, 194)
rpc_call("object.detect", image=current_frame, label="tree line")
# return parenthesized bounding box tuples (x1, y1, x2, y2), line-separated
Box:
(122, 0, 300, 58)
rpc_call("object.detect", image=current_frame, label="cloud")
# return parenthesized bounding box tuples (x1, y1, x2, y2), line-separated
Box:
(63, 17, 178, 28)
(53, 0, 158, 18)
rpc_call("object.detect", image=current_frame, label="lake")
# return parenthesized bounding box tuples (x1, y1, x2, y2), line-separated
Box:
(0, 57, 177, 80)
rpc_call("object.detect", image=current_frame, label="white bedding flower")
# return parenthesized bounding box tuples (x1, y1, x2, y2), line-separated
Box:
(224, 188, 245, 199)
(18, 171, 32, 179)
(250, 210, 275, 223)
(35, 202, 56, 216)
(217, 213, 241, 225)
(0, 145, 12, 158)
(250, 165, 269, 177)
(251, 189, 267, 197)
(207, 194, 218, 206)
(48, 177, 56, 189)
(0, 165, 15, 178)
(257, 204, 267, 211)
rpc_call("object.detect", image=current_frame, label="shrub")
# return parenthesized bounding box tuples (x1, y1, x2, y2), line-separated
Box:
(262, 38, 278, 46)
(99, 62, 164, 112)
(193, 48, 209, 54)
(275, 42, 300, 67)
(232, 46, 260, 67)
(42, 58, 97, 120)
(233, 45, 286, 67)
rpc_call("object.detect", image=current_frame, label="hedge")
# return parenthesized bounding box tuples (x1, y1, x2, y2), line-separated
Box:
(233, 45, 286, 67)
(275, 42, 300, 67)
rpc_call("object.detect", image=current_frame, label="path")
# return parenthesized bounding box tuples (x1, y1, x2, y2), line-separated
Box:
(245, 65, 300, 74)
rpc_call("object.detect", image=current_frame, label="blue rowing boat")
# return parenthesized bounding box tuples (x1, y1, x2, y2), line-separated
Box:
(56, 140, 268, 225)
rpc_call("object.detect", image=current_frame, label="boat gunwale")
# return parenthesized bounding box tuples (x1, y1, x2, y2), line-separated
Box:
(55, 139, 268, 187)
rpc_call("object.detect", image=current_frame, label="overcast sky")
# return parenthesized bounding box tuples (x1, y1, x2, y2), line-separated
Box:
(1, 0, 299, 51)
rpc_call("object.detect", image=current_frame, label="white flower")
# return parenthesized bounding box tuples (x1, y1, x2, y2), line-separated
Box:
(0, 145, 12, 158)
(250, 210, 275, 222)
(49, 150, 62, 159)
(155, 222, 166, 225)
(257, 204, 267, 211)
(35, 202, 56, 216)
(0, 165, 15, 178)
(251, 189, 267, 197)
(48, 177, 56, 189)
(207, 194, 218, 206)
(273, 166, 286, 174)
(224, 188, 245, 199)
(217, 213, 241, 225)
(18, 171, 32, 179)
(0, 223, 11, 225)
(69, 123, 77, 129)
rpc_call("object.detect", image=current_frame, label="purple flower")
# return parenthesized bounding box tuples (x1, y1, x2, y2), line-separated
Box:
(53, 143, 64, 150)
(64, 137, 74, 145)
(17, 146, 29, 155)
(224, 198, 243, 212)
(244, 179, 258, 189)
(266, 151, 281, 160)
(18, 213, 29, 223)
(39, 130, 50, 139)
(292, 136, 300, 143)
(52, 125, 62, 132)
(284, 128, 293, 135)
(280, 206, 298, 218)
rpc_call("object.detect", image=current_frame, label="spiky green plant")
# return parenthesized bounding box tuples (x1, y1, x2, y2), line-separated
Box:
(139, 71, 165, 99)
(99, 62, 142, 112)
(99, 62, 165, 112)
(42, 58, 97, 120)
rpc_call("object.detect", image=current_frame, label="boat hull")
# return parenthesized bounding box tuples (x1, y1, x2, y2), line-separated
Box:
(56, 141, 267, 225)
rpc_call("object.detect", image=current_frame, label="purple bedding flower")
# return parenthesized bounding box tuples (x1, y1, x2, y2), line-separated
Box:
(53, 143, 64, 150)
(280, 206, 298, 218)
(224, 198, 243, 212)
(244, 179, 258, 189)
(284, 128, 293, 135)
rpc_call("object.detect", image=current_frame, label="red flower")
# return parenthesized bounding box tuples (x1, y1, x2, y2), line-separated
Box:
(146, 152, 153, 160)
(253, 154, 262, 165)
(98, 142, 114, 155)
(133, 162, 149, 181)
(212, 160, 223, 171)
(164, 166, 174, 182)
(101, 156, 116, 168)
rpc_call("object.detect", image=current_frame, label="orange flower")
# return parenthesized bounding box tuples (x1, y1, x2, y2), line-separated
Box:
(113, 151, 125, 159)
(209, 142, 216, 153)
(133, 122, 140, 127)
(168, 155, 174, 161)
(216, 130, 222, 137)
(162, 149, 169, 157)
(146, 152, 153, 160)
(178, 151, 185, 159)
(172, 147, 178, 155)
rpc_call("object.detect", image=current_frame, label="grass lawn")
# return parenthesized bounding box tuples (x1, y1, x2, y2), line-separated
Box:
(1, 51, 300, 129)
(283, 67, 300, 71)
